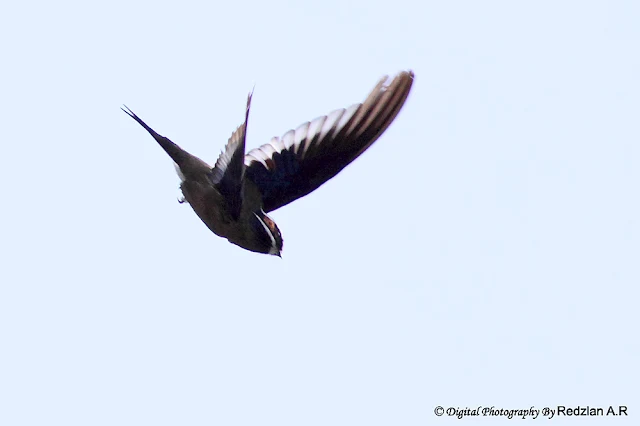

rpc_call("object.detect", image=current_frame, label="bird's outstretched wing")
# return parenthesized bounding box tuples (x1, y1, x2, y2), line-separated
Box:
(209, 92, 253, 220)
(244, 71, 414, 213)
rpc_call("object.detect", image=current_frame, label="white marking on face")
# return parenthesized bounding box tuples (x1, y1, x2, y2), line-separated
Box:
(253, 213, 279, 255)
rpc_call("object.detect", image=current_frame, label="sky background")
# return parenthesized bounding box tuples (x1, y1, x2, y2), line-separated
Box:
(1, 1, 638, 425)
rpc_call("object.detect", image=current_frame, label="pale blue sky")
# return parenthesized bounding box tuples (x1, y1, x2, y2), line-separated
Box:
(1, 1, 638, 425)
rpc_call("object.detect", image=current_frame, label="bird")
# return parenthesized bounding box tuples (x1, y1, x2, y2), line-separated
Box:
(122, 70, 414, 256)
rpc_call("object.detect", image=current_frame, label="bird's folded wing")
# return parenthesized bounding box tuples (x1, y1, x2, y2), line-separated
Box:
(244, 70, 414, 213)
(209, 92, 253, 219)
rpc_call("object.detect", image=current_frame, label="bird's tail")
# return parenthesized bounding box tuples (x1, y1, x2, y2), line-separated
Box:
(121, 106, 189, 165)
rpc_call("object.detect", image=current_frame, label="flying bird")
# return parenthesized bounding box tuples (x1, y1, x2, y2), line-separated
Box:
(123, 70, 414, 256)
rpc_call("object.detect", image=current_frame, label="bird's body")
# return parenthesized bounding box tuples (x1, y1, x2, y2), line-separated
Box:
(182, 177, 278, 254)
(123, 71, 414, 256)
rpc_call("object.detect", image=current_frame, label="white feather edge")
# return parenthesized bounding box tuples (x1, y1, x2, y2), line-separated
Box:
(243, 72, 400, 168)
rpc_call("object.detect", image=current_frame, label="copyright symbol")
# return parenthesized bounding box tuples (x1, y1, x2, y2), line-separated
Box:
(434, 406, 444, 416)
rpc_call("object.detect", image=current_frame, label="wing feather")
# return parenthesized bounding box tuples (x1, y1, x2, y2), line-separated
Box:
(208, 92, 252, 219)
(245, 71, 414, 213)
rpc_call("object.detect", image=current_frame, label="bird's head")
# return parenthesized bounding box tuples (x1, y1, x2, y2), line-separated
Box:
(248, 211, 283, 257)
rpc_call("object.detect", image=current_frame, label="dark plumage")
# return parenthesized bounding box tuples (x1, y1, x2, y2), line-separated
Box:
(123, 71, 414, 256)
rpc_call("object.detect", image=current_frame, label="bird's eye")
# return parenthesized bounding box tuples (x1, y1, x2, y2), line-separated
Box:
(262, 215, 279, 236)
